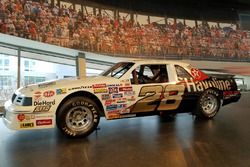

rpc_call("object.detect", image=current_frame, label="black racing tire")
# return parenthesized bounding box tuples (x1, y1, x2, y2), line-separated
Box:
(56, 96, 100, 138)
(196, 89, 221, 119)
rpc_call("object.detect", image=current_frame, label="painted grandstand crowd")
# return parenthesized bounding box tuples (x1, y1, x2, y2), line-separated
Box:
(0, 0, 250, 59)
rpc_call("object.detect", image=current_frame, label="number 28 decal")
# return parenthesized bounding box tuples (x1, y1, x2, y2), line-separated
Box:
(131, 84, 185, 113)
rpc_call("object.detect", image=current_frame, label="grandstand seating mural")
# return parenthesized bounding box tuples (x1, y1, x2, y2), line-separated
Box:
(0, 0, 250, 61)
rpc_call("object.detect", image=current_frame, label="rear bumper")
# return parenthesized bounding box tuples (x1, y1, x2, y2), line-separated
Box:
(223, 91, 241, 106)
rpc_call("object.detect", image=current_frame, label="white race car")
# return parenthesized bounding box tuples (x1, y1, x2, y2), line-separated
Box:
(2, 60, 241, 137)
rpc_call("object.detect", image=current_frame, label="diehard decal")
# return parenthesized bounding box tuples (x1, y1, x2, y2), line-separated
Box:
(34, 100, 55, 106)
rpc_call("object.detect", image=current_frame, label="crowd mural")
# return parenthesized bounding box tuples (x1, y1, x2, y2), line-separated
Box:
(0, 0, 250, 60)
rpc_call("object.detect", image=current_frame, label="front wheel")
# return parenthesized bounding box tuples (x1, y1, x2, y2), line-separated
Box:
(56, 96, 100, 138)
(196, 89, 221, 119)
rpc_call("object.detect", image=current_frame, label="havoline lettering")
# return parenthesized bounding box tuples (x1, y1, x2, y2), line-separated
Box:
(34, 100, 55, 106)
(184, 78, 232, 92)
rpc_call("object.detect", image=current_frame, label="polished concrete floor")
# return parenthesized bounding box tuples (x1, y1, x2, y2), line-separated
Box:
(0, 93, 250, 167)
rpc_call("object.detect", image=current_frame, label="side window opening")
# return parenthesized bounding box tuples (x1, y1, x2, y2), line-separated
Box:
(175, 65, 192, 81)
(131, 64, 169, 84)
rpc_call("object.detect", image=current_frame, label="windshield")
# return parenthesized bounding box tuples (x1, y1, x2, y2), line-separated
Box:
(102, 62, 134, 78)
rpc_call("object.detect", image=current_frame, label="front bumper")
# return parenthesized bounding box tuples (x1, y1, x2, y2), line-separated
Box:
(3, 100, 55, 130)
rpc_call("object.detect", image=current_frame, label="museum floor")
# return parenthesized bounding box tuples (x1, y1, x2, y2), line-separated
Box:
(0, 93, 250, 167)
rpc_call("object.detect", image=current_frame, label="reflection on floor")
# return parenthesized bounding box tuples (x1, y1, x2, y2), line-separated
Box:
(0, 93, 250, 167)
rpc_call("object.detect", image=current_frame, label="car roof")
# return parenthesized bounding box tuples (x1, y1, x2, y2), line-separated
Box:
(123, 59, 191, 67)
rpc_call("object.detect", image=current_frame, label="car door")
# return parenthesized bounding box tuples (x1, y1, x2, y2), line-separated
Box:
(130, 64, 169, 113)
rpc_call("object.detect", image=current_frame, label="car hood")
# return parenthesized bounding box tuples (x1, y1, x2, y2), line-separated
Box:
(18, 76, 117, 95)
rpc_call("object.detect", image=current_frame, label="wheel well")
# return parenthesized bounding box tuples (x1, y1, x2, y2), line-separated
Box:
(205, 87, 223, 99)
(56, 91, 105, 116)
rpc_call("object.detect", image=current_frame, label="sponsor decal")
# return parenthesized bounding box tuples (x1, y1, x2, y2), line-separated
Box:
(107, 84, 122, 87)
(184, 78, 232, 92)
(190, 68, 209, 81)
(108, 114, 120, 119)
(121, 79, 130, 83)
(94, 88, 108, 94)
(43, 90, 55, 98)
(106, 104, 117, 111)
(127, 96, 136, 101)
(120, 108, 131, 114)
(112, 93, 123, 99)
(108, 87, 118, 94)
(92, 84, 106, 88)
(107, 110, 120, 114)
(36, 119, 52, 126)
(20, 122, 34, 128)
(105, 99, 116, 106)
(119, 87, 133, 92)
(33, 106, 51, 112)
(102, 94, 110, 100)
(124, 83, 131, 87)
(223, 91, 240, 99)
(38, 82, 56, 88)
(68, 86, 92, 91)
(34, 91, 42, 100)
(116, 99, 127, 103)
(56, 88, 67, 95)
(35, 114, 53, 119)
(124, 91, 135, 96)
(120, 114, 136, 118)
(117, 104, 127, 109)
(17, 114, 25, 122)
(34, 100, 55, 106)
(17, 114, 34, 122)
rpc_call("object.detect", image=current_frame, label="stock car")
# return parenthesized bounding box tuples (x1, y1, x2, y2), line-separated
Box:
(2, 60, 241, 137)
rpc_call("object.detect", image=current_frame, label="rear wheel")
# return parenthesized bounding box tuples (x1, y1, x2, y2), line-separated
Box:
(56, 96, 100, 138)
(196, 89, 221, 119)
